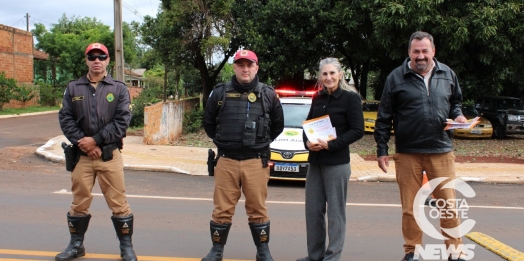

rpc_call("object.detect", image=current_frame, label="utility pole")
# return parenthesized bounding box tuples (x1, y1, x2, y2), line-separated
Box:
(114, 0, 125, 81)
(25, 13, 30, 31)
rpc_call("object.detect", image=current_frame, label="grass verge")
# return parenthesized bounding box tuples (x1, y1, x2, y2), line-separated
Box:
(0, 106, 60, 115)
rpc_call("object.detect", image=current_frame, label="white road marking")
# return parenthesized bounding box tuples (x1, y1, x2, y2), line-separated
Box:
(53, 190, 524, 210)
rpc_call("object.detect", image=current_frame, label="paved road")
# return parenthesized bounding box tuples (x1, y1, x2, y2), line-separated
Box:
(0, 114, 523, 260)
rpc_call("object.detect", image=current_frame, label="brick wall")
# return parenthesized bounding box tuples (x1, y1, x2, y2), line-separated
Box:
(0, 24, 35, 108)
(143, 98, 200, 145)
(0, 24, 34, 84)
(128, 86, 142, 101)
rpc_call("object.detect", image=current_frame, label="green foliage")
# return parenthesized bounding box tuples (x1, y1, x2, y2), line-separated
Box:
(36, 80, 64, 106)
(129, 86, 164, 127)
(183, 104, 204, 134)
(142, 0, 240, 106)
(0, 72, 17, 110)
(233, 0, 524, 101)
(11, 85, 36, 108)
(235, 0, 328, 83)
(218, 63, 234, 83)
(32, 15, 141, 80)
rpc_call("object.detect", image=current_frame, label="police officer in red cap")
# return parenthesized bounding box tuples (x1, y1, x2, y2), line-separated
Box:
(202, 49, 284, 261)
(56, 42, 137, 261)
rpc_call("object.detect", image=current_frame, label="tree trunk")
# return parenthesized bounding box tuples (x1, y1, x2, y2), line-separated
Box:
(163, 64, 168, 102)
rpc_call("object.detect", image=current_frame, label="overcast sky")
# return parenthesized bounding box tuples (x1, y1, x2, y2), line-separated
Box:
(0, 0, 161, 32)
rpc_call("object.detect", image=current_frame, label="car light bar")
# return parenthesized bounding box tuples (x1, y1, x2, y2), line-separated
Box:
(276, 89, 316, 96)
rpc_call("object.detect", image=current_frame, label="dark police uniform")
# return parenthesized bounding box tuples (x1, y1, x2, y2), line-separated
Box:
(57, 73, 136, 261)
(202, 77, 284, 261)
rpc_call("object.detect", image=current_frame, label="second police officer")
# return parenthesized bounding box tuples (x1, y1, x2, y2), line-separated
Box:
(202, 49, 284, 261)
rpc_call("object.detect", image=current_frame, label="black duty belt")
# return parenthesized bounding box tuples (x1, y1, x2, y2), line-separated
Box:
(218, 149, 261, 160)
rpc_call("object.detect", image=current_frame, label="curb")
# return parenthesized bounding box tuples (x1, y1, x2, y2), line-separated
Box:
(466, 231, 524, 261)
(34, 137, 524, 184)
(34, 139, 194, 175)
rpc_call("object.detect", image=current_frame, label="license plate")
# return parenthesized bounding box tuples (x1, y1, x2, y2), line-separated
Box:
(274, 163, 299, 172)
(470, 130, 482, 134)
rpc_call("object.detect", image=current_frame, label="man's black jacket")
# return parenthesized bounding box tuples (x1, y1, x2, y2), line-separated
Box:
(59, 75, 132, 146)
(374, 58, 464, 157)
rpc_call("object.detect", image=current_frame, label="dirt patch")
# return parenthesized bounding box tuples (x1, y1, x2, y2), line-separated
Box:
(127, 127, 524, 164)
(360, 154, 524, 164)
(0, 147, 58, 172)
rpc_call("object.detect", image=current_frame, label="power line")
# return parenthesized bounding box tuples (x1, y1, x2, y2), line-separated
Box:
(122, 0, 143, 20)
(10, 18, 24, 27)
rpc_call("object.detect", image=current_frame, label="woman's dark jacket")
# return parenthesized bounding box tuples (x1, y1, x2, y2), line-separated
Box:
(302, 87, 364, 165)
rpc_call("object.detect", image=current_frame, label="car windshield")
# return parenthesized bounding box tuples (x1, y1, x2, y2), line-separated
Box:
(282, 103, 310, 128)
(363, 102, 379, 111)
(461, 106, 479, 118)
(494, 99, 524, 110)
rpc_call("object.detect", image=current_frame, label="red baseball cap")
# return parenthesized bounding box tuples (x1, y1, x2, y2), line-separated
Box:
(85, 43, 109, 56)
(234, 50, 258, 64)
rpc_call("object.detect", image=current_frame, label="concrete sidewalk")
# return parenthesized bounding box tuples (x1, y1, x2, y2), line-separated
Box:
(36, 135, 524, 184)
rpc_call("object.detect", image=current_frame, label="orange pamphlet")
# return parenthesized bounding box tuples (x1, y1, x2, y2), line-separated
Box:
(302, 115, 337, 142)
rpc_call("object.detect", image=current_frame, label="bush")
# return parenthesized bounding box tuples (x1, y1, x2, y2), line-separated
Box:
(11, 84, 36, 108)
(183, 104, 203, 134)
(129, 86, 163, 127)
(0, 72, 17, 110)
(37, 81, 64, 106)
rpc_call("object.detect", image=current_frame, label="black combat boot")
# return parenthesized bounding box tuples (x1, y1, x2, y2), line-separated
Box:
(201, 221, 231, 261)
(249, 221, 274, 261)
(55, 213, 91, 261)
(111, 214, 138, 261)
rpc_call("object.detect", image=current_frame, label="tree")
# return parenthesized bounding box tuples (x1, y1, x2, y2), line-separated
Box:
(140, 11, 184, 102)
(152, 0, 240, 106)
(33, 14, 141, 81)
(234, 0, 524, 101)
(366, 0, 524, 100)
(235, 0, 330, 86)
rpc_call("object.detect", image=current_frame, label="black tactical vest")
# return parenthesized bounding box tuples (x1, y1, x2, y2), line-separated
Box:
(215, 82, 271, 148)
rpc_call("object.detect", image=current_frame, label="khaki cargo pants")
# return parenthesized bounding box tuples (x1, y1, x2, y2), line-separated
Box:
(212, 157, 270, 224)
(69, 148, 131, 217)
(394, 152, 463, 256)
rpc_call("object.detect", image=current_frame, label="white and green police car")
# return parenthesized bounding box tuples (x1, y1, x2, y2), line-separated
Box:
(269, 92, 313, 180)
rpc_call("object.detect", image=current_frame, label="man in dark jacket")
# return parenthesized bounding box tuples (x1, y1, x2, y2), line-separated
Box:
(202, 49, 284, 261)
(57, 42, 137, 261)
(374, 31, 467, 261)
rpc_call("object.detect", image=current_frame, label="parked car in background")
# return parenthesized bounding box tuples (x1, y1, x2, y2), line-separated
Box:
(474, 96, 524, 139)
(362, 100, 380, 133)
(362, 100, 394, 133)
(453, 105, 493, 139)
(268, 90, 312, 180)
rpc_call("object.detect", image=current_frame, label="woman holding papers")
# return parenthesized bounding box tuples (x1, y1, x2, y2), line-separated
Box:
(296, 57, 364, 261)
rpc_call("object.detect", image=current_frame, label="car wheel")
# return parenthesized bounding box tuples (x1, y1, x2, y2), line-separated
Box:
(492, 124, 506, 139)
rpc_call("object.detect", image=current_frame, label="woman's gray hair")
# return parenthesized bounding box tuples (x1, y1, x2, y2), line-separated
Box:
(316, 57, 358, 93)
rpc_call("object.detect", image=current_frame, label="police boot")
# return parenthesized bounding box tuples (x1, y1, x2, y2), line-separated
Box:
(111, 214, 138, 261)
(55, 213, 91, 261)
(249, 221, 274, 261)
(201, 221, 231, 261)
